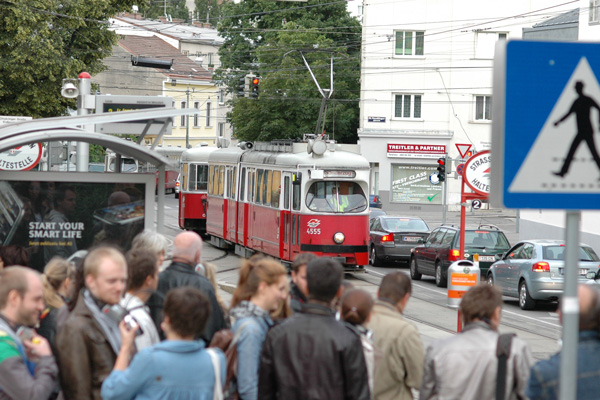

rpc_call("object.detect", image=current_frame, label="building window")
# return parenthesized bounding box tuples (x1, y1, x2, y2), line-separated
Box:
(180, 101, 186, 127)
(193, 102, 200, 127)
(207, 53, 213, 66)
(219, 89, 225, 105)
(394, 94, 422, 119)
(218, 122, 225, 137)
(475, 95, 492, 121)
(395, 31, 424, 56)
(475, 32, 507, 59)
(206, 101, 212, 127)
(591, 0, 600, 23)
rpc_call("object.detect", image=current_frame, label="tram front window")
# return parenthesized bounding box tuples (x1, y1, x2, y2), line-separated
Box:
(190, 164, 209, 191)
(306, 181, 367, 213)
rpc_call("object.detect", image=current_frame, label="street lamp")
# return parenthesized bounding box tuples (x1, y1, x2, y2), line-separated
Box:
(60, 73, 92, 172)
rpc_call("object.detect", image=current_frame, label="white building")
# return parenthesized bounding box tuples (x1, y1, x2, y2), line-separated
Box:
(358, 0, 574, 212)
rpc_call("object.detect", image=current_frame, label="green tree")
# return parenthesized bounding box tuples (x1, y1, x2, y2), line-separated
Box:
(0, 0, 145, 118)
(216, 0, 361, 143)
(194, 0, 223, 25)
(140, 0, 189, 21)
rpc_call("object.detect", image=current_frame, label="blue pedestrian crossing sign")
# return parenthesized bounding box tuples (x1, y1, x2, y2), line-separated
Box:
(492, 40, 600, 210)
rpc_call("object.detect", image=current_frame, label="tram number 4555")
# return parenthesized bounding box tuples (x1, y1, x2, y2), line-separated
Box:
(307, 228, 321, 235)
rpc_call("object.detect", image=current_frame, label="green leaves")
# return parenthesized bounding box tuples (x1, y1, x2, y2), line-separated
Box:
(217, 0, 361, 143)
(0, 0, 145, 118)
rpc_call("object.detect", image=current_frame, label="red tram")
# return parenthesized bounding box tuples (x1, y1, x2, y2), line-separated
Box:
(178, 145, 217, 234)
(204, 139, 370, 269)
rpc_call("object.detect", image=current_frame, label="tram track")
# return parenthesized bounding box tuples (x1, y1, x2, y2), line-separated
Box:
(349, 268, 562, 342)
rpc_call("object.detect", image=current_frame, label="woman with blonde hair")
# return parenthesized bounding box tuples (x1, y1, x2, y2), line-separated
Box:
(230, 256, 288, 400)
(38, 257, 75, 347)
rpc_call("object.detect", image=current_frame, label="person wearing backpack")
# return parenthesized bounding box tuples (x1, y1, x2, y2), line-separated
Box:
(229, 257, 288, 400)
(420, 284, 534, 400)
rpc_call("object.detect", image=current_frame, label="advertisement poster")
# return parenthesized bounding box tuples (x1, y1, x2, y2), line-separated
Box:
(0, 179, 146, 272)
(391, 164, 442, 204)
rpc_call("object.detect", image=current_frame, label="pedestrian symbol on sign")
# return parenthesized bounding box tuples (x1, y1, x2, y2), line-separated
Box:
(509, 57, 600, 193)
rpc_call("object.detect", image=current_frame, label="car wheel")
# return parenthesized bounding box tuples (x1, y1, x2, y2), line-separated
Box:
(370, 246, 382, 267)
(487, 273, 494, 286)
(435, 261, 447, 287)
(410, 257, 422, 280)
(519, 280, 536, 310)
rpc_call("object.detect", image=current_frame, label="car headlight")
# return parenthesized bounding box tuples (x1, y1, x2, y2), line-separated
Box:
(333, 232, 345, 244)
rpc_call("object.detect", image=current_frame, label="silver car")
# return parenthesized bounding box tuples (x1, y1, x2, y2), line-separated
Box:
(487, 239, 600, 310)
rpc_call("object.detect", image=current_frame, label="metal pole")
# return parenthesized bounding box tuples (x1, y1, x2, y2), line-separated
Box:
(560, 210, 580, 400)
(76, 72, 91, 172)
(442, 174, 447, 224)
(186, 88, 190, 149)
(157, 164, 166, 233)
(516, 209, 520, 234)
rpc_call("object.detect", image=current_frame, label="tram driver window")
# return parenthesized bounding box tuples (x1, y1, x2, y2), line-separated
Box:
(305, 181, 367, 213)
(195, 164, 208, 191)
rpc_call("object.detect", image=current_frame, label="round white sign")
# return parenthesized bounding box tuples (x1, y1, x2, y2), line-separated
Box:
(463, 151, 491, 196)
(0, 143, 43, 171)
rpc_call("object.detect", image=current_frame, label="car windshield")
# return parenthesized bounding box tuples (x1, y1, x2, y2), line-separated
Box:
(306, 181, 367, 213)
(382, 218, 428, 232)
(542, 245, 600, 261)
(463, 230, 510, 248)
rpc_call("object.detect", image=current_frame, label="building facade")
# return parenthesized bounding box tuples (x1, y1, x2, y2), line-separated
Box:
(358, 0, 574, 212)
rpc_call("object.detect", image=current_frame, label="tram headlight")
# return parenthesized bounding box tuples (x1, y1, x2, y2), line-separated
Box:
(333, 232, 345, 244)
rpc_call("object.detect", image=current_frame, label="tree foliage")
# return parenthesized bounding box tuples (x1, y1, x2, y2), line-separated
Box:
(0, 0, 144, 118)
(216, 0, 361, 143)
(139, 0, 189, 21)
(194, 0, 223, 25)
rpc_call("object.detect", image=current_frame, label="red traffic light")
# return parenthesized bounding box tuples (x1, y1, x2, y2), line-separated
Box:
(252, 78, 259, 85)
(437, 158, 445, 166)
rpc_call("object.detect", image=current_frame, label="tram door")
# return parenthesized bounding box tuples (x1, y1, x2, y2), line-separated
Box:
(237, 167, 247, 246)
(281, 173, 292, 260)
(289, 173, 302, 259)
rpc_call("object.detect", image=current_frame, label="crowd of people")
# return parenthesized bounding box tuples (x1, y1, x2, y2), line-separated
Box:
(0, 229, 599, 400)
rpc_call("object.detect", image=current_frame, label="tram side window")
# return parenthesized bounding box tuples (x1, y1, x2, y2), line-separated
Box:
(293, 184, 301, 211)
(256, 169, 264, 204)
(240, 167, 246, 201)
(218, 166, 225, 197)
(284, 177, 290, 210)
(232, 167, 237, 199)
(265, 170, 272, 206)
(248, 169, 255, 203)
(271, 171, 281, 208)
(208, 166, 215, 195)
(182, 164, 189, 191)
(226, 169, 231, 198)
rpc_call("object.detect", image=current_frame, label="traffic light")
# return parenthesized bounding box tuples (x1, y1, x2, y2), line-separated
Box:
(437, 157, 446, 182)
(251, 77, 259, 98)
(237, 76, 246, 97)
(465, 148, 477, 158)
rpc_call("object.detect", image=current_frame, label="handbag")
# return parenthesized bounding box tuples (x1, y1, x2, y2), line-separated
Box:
(207, 348, 224, 400)
(496, 333, 516, 400)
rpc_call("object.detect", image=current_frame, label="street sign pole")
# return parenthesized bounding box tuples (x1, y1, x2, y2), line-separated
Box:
(560, 211, 580, 400)
(76, 72, 92, 172)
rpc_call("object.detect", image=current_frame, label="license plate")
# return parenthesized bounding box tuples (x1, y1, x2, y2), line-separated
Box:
(403, 236, 421, 242)
(478, 256, 496, 262)
(559, 268, 587, 275)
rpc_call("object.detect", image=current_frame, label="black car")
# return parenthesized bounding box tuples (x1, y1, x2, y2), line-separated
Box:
(369, 195, 382, 209)
(369, 216, 430, 267)
(410, 224, 511, 287)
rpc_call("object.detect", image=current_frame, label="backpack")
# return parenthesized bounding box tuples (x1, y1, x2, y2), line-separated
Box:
(209, 321, 252, 400)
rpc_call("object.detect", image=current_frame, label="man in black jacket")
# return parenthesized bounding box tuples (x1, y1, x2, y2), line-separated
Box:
(258, 258, 370, 400)
(148, 231, 226, 342)
(289, 252, 316, 313)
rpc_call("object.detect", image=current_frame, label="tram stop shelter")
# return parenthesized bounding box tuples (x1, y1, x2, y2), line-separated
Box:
(0, 108, 190, 271)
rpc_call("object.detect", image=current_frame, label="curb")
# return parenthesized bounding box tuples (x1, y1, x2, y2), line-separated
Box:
(218, 281, 236, 294)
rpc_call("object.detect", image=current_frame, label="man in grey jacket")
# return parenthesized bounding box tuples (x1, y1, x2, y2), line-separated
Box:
(420, 284, 534, 400)
(0, 267, 59, 399)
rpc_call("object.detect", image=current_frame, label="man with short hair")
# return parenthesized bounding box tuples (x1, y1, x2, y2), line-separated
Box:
(148, 231, 226, 342)
(289, 253, 317, 313)
(55, 247, 128, 400)
(121, 249, 160, 350)
(527, 285, 600, 399)
(258, 258, 370, 400)
(366, 271, 424, 400)
(0, 267, 58, 399)
(421, 284, 533, 400)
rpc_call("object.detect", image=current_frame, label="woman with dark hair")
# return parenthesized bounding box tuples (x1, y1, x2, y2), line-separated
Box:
(230, 256, 288, 400)
(341, 288, 376, 398)
(0, 244, 30, 268)
(101, 287, 226, 399)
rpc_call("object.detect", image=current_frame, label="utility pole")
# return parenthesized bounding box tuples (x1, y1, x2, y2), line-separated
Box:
(76, 72, 92, 172)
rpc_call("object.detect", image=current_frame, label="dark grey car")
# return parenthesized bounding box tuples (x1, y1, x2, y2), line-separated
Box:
(487, 239, 600, 310)
(369, 216, 429, 267)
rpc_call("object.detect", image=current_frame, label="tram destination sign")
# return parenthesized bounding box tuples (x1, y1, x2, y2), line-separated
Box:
(95, 95, 174, 135)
